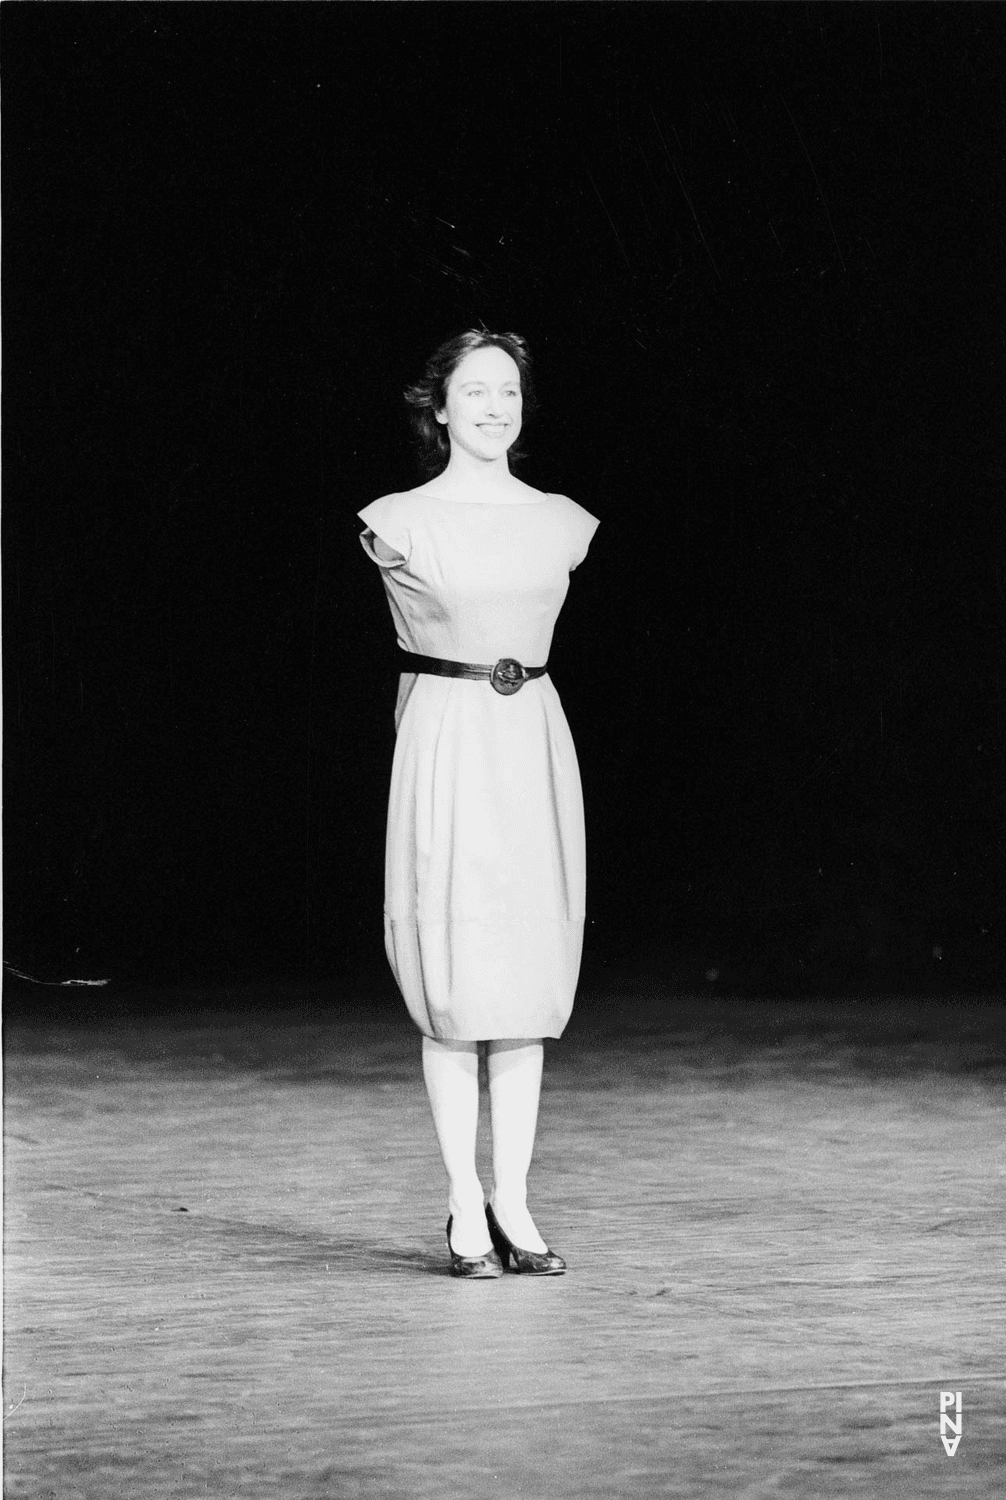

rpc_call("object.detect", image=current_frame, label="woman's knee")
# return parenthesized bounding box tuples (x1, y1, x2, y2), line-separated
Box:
(423, 1035, 479, 1057)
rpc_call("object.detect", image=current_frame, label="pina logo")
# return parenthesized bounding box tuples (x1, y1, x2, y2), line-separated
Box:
(940, 1391, 962, 1455)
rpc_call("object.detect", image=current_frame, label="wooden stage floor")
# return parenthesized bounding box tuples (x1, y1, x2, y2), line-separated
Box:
(5, 985, 1004, 1497)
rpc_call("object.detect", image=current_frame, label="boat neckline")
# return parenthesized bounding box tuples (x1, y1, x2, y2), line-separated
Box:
(411, 490, 552, 507)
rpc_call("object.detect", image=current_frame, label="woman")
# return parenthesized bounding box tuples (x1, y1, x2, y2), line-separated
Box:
(359, 330, 598, 1278)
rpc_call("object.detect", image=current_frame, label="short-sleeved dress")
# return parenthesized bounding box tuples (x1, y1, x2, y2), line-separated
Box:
(358, 488, 599, 1041)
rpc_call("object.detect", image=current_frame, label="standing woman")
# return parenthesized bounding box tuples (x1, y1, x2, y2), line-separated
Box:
(358, 330, 598, 1278)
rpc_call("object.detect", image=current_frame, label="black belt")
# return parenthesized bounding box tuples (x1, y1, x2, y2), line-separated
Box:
(401, 651, 548, 696)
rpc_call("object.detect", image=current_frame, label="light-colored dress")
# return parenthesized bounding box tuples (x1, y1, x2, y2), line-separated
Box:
(358, 488, 599, 1040)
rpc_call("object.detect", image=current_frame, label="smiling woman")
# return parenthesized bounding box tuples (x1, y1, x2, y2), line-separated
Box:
(357, 329, 598, 1277)
(433, 346, 523, 464)
(403, 329, 537, 478)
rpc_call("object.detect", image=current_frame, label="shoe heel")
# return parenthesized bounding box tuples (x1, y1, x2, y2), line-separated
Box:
(485, 1203, 566, 1276)
(485, 1210, 512, 1268)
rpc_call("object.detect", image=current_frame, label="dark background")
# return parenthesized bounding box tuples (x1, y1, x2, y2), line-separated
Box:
(4, 2, 1003, 1009)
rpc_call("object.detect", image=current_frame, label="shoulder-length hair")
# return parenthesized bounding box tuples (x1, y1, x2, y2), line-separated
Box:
(404, 329, 536, 478)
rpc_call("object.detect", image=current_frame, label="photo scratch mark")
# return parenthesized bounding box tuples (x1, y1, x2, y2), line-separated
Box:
(781, 97, 847, 276)
(585, 168, 632, 273)
(648, 105, 720, 280)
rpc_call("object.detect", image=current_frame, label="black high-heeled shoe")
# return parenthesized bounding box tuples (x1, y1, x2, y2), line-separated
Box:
(446, 1216, 503, 1279)
(485, 1202, 567, 1275)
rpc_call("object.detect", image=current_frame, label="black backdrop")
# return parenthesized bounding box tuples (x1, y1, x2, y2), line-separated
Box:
(4, 2, 1003, 1001)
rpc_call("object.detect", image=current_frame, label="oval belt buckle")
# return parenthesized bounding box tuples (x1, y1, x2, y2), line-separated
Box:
(490, 657, 527, 696)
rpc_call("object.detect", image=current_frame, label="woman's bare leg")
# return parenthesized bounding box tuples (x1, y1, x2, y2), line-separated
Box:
(487, 1038, 549, 1253)
(421, 1036, 493, 1256)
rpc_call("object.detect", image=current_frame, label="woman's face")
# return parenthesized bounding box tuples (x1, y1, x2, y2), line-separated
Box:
(435, 345, 523, 463)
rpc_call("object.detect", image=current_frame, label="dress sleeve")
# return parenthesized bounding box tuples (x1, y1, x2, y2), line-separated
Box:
(558, 496, 600, 571)
(358, 494, 411, 568)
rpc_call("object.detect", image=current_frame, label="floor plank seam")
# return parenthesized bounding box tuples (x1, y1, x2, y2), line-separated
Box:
(316, 1372, 1006, 1426)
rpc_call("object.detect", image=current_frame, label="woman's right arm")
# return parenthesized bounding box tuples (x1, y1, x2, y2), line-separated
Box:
(370, 533, 406, 565)
(358, 495, 410, 567)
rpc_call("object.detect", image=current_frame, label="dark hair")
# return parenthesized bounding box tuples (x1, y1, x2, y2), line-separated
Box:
(404, 329, 536, 477)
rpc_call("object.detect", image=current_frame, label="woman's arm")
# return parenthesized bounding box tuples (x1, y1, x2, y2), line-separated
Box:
(370, 533, 405, 565)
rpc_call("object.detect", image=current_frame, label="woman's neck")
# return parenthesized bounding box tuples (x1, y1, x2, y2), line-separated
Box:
(434, 450, 520, 496)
